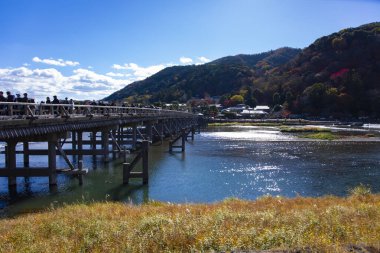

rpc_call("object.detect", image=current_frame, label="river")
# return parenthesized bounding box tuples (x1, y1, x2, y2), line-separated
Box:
(1, 125, 380, 216)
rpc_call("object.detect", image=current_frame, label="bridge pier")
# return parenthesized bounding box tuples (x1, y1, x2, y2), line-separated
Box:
(91, 131, 97, 160)
(23, 142, 30, 168)
(77, 131, 83, 163)
(132, 124, 137, 150)
(146, 122, 153, 142)
(7, 141, 17, 186)
(48, 134, 57, 186)
(101, 129, 109, 162)
(72, 131, 77, 152)
(169, 128, 188, 152)
(123, 140, 149, 184)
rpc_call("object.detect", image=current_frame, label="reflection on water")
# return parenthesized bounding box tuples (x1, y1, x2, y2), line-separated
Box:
(1, 125, 380, 215)
(204, 126, 295, 141)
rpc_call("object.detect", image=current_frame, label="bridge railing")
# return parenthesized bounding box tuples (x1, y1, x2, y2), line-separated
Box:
(0, 102, 194, 119)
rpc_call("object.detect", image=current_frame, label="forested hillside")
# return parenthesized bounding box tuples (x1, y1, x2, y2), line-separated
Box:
(105, 47, 301, 103)
(257, 22, 380, 117)
(106, 22, 380, 117)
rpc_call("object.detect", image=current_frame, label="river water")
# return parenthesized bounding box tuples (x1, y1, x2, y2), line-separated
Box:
(1, 125, 380, 215)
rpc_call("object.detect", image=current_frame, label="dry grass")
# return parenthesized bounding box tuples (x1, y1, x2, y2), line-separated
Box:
(0, 190, 379, 252)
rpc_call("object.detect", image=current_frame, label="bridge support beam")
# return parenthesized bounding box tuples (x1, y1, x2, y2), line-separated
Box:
(142, 140, 149, 184)
(146, 122, 152, 142)
(169, 128, 188, 153)
(159, 122, 164, 142)
(122, 140, 149, 185)
(7, 141, 17, 186)
(132, 124, 137, 150)
(71, 131, 77, 151)
(101, 129, 109, 162)
(181, 128, 186, 152)
(23, 142, 30, 168)
(91, 131, 97, 160)
(77, 131, 83, 163)
(48, 134, 57, 186)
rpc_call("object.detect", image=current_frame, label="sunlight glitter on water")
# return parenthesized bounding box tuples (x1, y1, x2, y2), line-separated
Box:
(218, 165, 281, 174)
(203, 129, 295, 141)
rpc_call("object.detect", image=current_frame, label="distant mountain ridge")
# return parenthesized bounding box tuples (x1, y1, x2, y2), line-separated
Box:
(105, 47, 301, 102)
(106, 22, 380, 117)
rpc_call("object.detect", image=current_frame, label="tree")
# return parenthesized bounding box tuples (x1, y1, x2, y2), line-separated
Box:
(244, 87, 257, 107)
(230, 95, 244, 106)
(301, 83, 327, 114)
(273, 92, 281, 105)
(253, 89, 264, 103)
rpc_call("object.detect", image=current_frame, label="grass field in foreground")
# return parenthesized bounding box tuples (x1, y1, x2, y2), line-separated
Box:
(0, 187, 379, 252)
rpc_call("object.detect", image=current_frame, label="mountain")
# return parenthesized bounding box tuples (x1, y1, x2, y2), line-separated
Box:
(106, 22, 380, 117)
(104, 47, 301, 102)
(256, 22, 380, 117)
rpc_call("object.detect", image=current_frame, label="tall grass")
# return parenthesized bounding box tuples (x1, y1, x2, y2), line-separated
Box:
(301, 132, 339, 140)
(0, 189, 379, 252)
(279, 126, 331, 133)
(208, 122, 282, 127)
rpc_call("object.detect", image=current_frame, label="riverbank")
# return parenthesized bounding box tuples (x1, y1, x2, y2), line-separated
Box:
(0, 187, 379, 252)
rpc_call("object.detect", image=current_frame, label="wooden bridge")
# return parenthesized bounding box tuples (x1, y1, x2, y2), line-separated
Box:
(0, 102, 200, 192)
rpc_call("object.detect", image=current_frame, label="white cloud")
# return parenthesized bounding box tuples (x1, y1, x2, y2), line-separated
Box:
(32, 57, 80, 67)
(106, 72, 127, 77)
(179, 57, 193, 65)
(111, 62, 172, 80)
(0, 56, 212, 102)
(0, 66, 132, 101)
(197, 56, 210, 64)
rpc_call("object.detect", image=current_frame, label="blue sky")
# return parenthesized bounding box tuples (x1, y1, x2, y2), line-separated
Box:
(0, 0, 379, 101)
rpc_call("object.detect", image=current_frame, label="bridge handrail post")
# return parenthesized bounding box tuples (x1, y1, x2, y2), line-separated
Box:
(7, 103, 13, 116)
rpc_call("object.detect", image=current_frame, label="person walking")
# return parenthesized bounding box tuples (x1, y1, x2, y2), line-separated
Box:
(21, 93, 29, 102)
(52, 95, 60, 115)
(6, 91, 15, 102)
(0, 91, 6, 114)
(52, 95, 60, 104)
(0, 91, 6, 102)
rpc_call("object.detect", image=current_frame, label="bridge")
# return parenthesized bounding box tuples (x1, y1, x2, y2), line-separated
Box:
(0, 102, 200, 192)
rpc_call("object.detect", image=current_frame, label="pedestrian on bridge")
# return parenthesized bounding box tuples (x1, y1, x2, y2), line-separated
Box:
(0, 91, 5, 113)
(0, 91, 6, 102)
(6, 91, 15, 102)
(21, 93, 29, 103)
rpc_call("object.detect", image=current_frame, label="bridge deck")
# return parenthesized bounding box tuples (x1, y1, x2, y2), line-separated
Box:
(0, 102, 196, 141)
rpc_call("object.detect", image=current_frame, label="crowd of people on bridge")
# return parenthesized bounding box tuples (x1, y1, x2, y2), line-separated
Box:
(0, 90, 174, 116)
(0, 91, 34, 103)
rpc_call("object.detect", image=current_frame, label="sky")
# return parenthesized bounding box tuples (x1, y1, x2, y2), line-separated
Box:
(0, 0, 379, 102)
